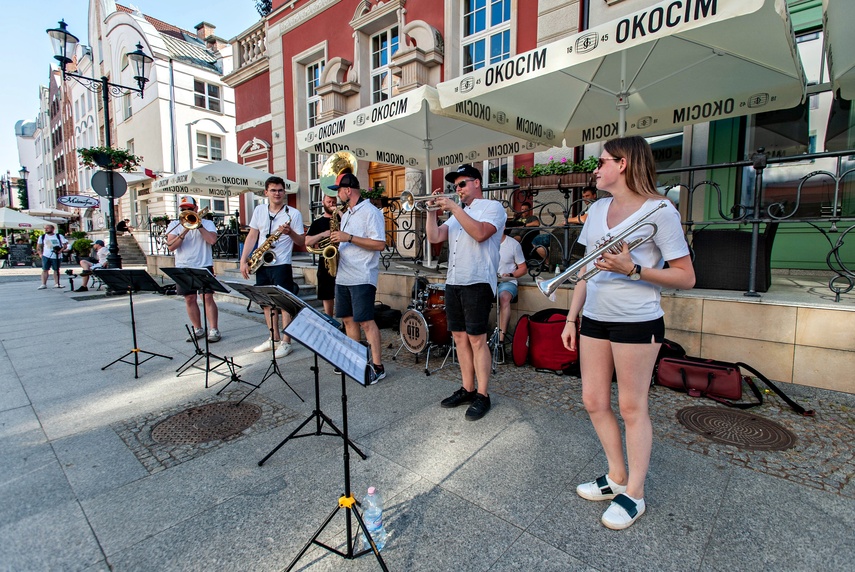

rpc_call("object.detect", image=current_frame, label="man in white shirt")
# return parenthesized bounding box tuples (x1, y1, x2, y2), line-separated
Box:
(37, 224, 69, 289)
(240, 177, 305, 359)
(427, 164, 506, 421)
(74, 239, 109, 292)
(497, 232, 527, 345)
(327, 172, 388, 383)
(166, 196, 222, 343)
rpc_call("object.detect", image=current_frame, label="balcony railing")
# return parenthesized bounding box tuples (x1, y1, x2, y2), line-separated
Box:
(235, 22, 267, 71)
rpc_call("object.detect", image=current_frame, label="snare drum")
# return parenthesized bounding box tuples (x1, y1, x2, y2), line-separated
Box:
(426, 283, 446, 308)
(399, 308, 451, 353)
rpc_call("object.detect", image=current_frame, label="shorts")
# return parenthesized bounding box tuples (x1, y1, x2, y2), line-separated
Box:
(497, 281, 518, 300)
(335, 284, 376, 322)
(532, 234, 551, 247)
(580, 316, 665, 344)
(316, 264, 336, 300)
(83, 256, 98, 264)
(255, 264, 298, 294)
(176, 265, 216, 296)
(445, 283, 493, 336)
(41, 256, 61, 272)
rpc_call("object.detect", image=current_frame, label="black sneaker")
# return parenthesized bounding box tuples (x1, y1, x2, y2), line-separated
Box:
(441, 387, 476, 408)
(369, 364, 386, 385)
(465, 394, 491, 421)
(334, 367, 343, 375)
(74, 286, 88, 292)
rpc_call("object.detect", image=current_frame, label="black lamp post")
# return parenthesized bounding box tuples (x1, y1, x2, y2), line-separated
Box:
(18, 166, 29, 209)
(46, 19, 152, 269)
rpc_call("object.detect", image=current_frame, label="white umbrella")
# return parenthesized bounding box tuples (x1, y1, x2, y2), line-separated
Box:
(296, 85, 543, 171)
(0, 207, 53, 229)
(152, 160, 297, 198)
(437, 0, 806, 147)
(22, 207, 73, 218)
(823, 0, 854, 100)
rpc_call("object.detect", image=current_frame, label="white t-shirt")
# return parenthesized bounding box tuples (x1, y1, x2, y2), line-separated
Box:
(39, 233, 67, 259)
(337, 199, 385, 287)
(248, 204, 304, 266)
(498, 236, 525, 286)
(443, 198, 506, 294)
(95, 246, 109, 266)
(578, 197, 689, 322)
(166, 219, 217, 268)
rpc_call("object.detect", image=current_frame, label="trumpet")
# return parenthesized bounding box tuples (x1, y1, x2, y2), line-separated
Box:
(178, 207, 211, 230)
(536, 201, 667, 298)
(400, 191, 459, 212)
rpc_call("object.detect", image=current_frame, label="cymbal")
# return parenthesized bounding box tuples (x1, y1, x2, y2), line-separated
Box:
(394, 262, 444, 275)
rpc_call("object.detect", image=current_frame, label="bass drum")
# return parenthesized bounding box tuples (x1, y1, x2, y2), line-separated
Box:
(399, 308, 451, 353)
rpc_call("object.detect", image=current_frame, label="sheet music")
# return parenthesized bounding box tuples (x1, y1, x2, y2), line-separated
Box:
(285, 310, 369, 385)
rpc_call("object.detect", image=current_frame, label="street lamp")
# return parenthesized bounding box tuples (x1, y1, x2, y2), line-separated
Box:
(18, 166, 29, 209)
(46, 19, 152, 269)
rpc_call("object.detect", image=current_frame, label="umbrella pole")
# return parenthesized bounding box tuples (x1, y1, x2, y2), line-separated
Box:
(617, 51, 628, 137)
(423, 105, 434, 267)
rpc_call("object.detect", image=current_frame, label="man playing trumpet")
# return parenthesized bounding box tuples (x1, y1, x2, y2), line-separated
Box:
(428, 164, 506, 421)
(166, 196, 221, 343)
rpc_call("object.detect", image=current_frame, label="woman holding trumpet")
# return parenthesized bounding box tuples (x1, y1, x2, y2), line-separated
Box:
(561, 136, 694, 530)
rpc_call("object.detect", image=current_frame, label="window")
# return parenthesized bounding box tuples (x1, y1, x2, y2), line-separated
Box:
(197, 133, 223, 161)
(199, 198, 226, 213)
(306, 57, 326, 210)
(123, 93, 132, 120)
(462, 0, 511, 73)
(194, 80, 221, 112)
(370, 26, 399, 103)
(126, 139, 135, 156)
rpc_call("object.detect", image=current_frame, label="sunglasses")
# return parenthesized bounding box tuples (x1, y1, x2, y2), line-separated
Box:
(455, 178, 477, 189)
(597, 157, 621, 169)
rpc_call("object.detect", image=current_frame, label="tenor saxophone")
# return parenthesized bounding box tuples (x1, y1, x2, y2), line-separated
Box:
(247, 228, 283, 274)
(307, 205, 345, 277)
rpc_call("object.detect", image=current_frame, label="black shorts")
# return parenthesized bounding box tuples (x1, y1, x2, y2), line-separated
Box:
(445, 283, 493, 336)
(176, 266, 216, 296)
(316, 264, 335, 300)
(580, 316, 665, 344)
(255, 264, 298, 295)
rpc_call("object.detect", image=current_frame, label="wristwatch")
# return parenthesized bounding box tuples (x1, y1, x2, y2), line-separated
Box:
(628, 264, 642, 281)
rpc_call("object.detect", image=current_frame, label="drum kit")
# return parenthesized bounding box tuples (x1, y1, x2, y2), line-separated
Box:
(393, 266, 455, 376)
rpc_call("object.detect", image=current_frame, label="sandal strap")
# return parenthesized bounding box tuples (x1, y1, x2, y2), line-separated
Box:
(611, 494, 638, 518)
(595, 475, 614, 496)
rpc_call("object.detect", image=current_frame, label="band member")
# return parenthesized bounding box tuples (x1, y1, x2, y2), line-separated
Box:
(166, 196, 221, 343)
(327, 172, 387, 383)
(428, 164, 506, 421)
(37, 224, 69, 289)
(561, 136, 694, 530)
(305, 194, 338, 317)
(240, 176, 305, 358)
(497, 232, 527, 345)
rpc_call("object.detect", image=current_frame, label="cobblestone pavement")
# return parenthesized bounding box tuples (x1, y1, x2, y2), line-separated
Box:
(381, 330, 855, 499)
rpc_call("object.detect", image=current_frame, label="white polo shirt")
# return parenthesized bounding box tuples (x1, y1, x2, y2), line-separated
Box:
(443, 198, 506, 294)
(336, 199, 385, 287)
(166, 219, 217, 268)
(248, 204, 304, 266)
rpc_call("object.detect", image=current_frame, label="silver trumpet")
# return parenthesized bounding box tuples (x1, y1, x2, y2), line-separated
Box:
(536, 201, 668, 298)
(399, 191, 459, 212)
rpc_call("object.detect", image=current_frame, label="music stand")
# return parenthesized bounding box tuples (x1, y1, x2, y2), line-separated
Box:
(279, 308, 386, 571)
(254, 285, 366, 466)
(162, 267, 231, 388)
(97, 269, 173, 379)
(219, 282, 303, 404)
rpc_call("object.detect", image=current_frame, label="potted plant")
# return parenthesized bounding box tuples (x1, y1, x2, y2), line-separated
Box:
(78, 146, 143, 172)
(151, 215, 171, 227)
(514, 155, 597, 187)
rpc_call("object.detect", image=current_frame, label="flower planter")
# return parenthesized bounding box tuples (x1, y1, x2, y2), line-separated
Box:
(517, 173, 593, 188)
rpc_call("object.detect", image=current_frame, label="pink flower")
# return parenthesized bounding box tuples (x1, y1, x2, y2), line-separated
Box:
(561, 157, 568, 163)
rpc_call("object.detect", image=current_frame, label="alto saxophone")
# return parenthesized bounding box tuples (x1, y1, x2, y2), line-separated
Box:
(248, 228, 283, 274)
(307, 205, 345, 277)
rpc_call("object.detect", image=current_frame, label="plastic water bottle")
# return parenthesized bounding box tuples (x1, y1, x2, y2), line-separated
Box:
(360, 487, 388, 551)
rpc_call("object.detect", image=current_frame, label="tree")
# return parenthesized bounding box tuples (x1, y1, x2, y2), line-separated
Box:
(16, 180, 29, 209)
(255, 0, 272, 17)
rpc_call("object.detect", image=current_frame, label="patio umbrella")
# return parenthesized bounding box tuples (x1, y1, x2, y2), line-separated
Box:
(22, 207, 73, 218)
(296, 85, 543, 174)
(436, 0, 806, 147)
(152, 160, 297, 198)
(823, 0, 855, 100)
(0, 207, 53, 229)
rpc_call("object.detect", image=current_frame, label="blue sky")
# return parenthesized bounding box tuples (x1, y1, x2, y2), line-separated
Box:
(0, 0, 263, 180)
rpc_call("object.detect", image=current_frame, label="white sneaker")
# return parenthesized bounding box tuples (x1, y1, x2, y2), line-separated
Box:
(207, 329, 221, 343)
(576, 475, 627, 501)
(252, 338, 274, 353)
(38, 285, 47, 290)
(54, 284, 64, 288)
(274, 342, 292, 359)
(601, 494, 645, 530)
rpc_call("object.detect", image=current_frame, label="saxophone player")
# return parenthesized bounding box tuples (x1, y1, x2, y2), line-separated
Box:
(240, 176, 305, 358)
(305, 193, 338, 317)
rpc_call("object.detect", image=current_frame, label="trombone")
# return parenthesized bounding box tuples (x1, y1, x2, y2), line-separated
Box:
(399, 191, 459, 212)
(536, 201, 668, 298)
(178, 207, 211, 230)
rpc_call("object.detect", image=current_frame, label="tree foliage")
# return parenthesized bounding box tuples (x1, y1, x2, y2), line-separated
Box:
(255, 0, 272, 17)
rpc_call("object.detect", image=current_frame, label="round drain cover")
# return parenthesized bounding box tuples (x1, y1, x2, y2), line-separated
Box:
(676, 406, 797, 451)
(151, 401, 262, 444)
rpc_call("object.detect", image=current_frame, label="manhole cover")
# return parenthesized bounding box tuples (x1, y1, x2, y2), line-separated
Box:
(676, 406, 797, 451)
(151, 401, 262, 444)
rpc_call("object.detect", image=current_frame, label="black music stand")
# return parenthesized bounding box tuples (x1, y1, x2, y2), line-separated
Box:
(97, 269, 173, 379)
(279, 308, 386, 572)
(253, 285, 366, 466)
(219, 282, 303, 404)
(163, 267, 231, 388)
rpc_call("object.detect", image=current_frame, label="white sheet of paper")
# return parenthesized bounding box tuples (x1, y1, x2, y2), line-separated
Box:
(285, 309, 369, 385)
